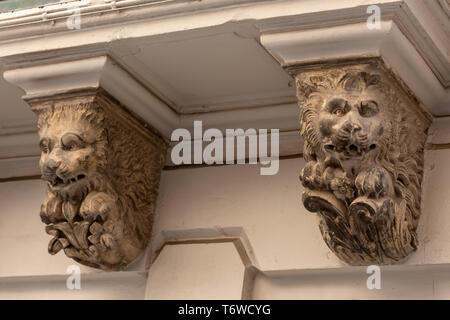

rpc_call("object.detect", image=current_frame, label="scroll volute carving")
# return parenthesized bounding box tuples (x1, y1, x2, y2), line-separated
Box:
(296, 63, 430, 265)
(29, 92, 166, 270)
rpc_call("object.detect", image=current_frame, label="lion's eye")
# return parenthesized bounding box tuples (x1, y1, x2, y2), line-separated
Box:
(61, 133, 85, 151)
(359, 100, 379, 117)
(327, 98, 349, 117)
(39, 139, 50, 153)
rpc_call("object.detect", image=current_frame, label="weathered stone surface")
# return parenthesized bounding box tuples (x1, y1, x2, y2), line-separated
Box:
(295, 61, 430, 265)
(28, 90, 166, 270)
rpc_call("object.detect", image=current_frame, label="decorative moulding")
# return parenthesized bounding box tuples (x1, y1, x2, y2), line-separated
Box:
(261, 20, 450, 117)
(1, 0, 448, 177)
(1, 0, 448, 167)
(0, 131, 41, 179)
(0, 156, 41, 180)
(394, 0, 450, 88)
(3, 56, 179, 138)
(0, 1, 447, 90)
(1, 54, 302, 176)
(294, 59, 431, 265)
(3, 54, 301, 141)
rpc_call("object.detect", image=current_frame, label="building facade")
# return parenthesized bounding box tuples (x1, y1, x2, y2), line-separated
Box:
(0, 0, 449, 299)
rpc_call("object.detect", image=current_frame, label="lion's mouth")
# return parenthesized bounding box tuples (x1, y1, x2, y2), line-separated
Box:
(325, 143, 377, 157)
(50, 173, 87, 188)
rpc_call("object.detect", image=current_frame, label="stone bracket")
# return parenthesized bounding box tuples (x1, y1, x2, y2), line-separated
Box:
(26, 89, 166, 270)
(295, 60, 430, 265)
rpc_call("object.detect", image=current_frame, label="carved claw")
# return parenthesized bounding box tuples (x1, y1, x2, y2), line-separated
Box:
(79, 192, 116, 222)
(100, 234, 116, 250)
(355, 167, 393, 199)
(40, 195, 64, 224)
(300, 161, 327, 190)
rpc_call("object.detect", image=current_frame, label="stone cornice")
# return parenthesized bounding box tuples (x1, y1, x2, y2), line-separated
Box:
(1, 0, 448, 178)
(3, 53, 302, 136)
(0, 1, 447, 113)
(1, 54, 302, 178)
(4, 55, 179, 138)
(261, 19, 450, 117)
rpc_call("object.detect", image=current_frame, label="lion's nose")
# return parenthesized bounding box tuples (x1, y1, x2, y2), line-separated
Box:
(351, 123, 361, 133)
(45, 159, 60, 171)
(343, 120, 362, 133)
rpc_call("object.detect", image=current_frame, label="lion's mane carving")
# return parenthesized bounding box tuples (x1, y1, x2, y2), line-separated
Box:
(33, 93, 166, 270)
(297, 65, 429, 265)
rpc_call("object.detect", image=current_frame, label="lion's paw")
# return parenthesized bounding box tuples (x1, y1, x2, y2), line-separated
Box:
(79, 192, 117, 223)
(355, 167, 393, 199)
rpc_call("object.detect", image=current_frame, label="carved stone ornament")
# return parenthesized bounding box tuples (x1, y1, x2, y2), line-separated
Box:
(28, 90, 166, 270)
(295, 61, 431, 265)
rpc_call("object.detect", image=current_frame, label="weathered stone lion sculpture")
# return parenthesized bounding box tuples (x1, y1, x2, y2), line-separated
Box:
(32, 93, 166, 270)
(297, 65, 429, 265)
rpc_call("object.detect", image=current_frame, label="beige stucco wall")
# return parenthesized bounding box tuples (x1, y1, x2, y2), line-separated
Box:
(1, 151, 450, 299)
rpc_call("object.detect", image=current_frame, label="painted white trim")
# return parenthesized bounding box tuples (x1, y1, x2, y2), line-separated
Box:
(395, 0, 450, 87)
(0, 128, 303, 178)
(3, 56, 180, 137)
(0, 1, 447, 92)
(0, 121, 36, 135)
(148, 226, 259, 268)
(3, 55, 301, 138)
(380, 23, 450, 116)
(0, 156, 40, 179)
(0, 0, 411, 58)
(427, 117, 450, 145)
(261, 20, 450, 116)
(0, 132, 40, 159)
(1, 0, 447, 114)
(0, 128, 41, 179)
(164, 129, 302, 166)
(101, 57, 180, 137)
(1, 55, 302, 176)
(4, 56, 106, 98)
(1, 0, 448, 177)
(257, 1, 449, 88)
(260, 21, 392, 66)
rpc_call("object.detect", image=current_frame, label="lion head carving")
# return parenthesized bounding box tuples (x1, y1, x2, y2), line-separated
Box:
(32, 93, 166, 270)
(297, 65, 429, 265)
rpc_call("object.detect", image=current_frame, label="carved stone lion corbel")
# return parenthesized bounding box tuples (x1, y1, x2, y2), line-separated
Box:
(295, 62, 430, 265)
(29, 90, 166, 270)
